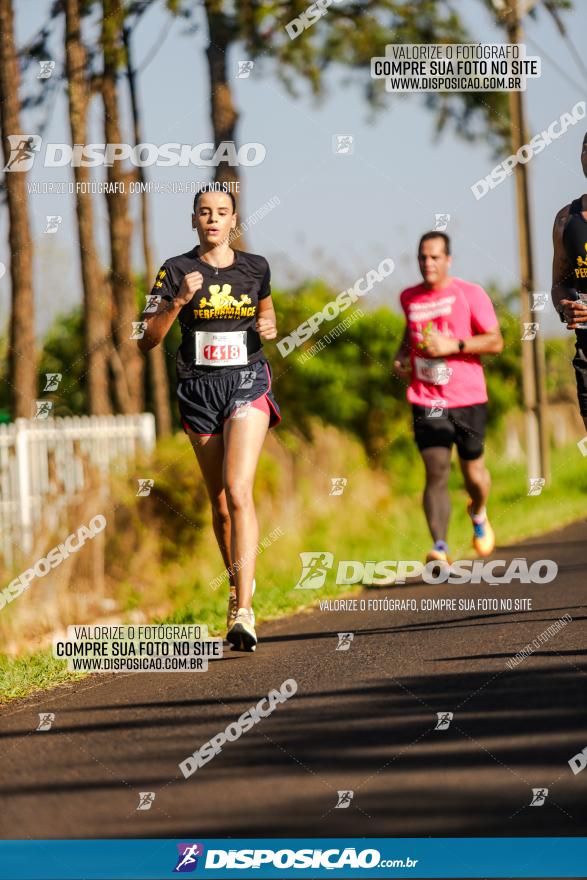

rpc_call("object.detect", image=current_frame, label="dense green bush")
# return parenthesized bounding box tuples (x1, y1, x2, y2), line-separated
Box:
(0, 278, 577, 453)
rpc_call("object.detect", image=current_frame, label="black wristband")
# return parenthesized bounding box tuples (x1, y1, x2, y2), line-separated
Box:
(458, 339, 466, 353)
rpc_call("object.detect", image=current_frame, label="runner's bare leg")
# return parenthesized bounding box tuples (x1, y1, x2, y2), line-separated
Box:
(223, 405, 270, 610)
(186, 430, 235, 590)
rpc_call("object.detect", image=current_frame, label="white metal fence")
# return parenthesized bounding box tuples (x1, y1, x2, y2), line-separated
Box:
(0, 413, 156, 567)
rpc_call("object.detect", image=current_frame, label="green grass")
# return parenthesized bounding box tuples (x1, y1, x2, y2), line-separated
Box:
(1, 651, 86, 704)
(2, 439, 586, 704)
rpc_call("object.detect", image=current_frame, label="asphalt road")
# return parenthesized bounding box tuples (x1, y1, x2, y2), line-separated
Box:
(1, 520, 586, 841)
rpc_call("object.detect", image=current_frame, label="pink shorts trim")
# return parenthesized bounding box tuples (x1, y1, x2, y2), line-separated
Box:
(250, 394, 270, 416)
(182, 362, 281, 434)
(260, 361, 282, 427)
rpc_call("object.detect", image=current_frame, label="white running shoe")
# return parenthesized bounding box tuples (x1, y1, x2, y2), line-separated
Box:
(226, 607, 257, 652)
(226, 579, 255, 631)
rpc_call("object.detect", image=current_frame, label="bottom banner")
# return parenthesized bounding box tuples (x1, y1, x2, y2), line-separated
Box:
(0, 838, 586, 879)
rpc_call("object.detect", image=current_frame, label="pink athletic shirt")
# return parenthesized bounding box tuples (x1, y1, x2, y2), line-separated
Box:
(399, 277, 498, 408)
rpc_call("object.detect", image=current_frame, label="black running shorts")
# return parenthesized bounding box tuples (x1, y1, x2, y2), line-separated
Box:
(177, 356, 281, 436)
(412, 402, 487, 460)
(572, 344, 587, 418)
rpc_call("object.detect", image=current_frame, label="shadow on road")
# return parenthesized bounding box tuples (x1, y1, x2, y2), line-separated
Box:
(2, 651, 585, 837)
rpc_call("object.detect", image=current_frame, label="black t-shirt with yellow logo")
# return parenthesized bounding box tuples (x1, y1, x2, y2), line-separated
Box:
(563, 197, 587, 347)
(149, 245, 271, 378)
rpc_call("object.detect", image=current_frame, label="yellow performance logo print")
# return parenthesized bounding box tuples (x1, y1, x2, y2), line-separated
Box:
(154, 268, 166, 288)
(194, 283, 255, 318)
(199, 283, 251, 309)
(575, 243, 587, 278)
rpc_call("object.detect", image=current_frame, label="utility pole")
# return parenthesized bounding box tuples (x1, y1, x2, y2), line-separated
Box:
(497, 0, 550, 482)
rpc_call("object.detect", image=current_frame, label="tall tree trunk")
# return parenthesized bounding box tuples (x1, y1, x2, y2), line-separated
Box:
(65, 0, 111, 415)
(0, 0, 36, 419)
(101, 0, 143, 413)
(123, 24, 171, 436)
(204, 1, 245, 249)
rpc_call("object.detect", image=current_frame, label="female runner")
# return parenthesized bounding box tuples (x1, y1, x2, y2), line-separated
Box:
(138, 185, 281, 651)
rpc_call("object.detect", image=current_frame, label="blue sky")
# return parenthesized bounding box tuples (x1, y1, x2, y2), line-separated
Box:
(2, 0, 587, 338)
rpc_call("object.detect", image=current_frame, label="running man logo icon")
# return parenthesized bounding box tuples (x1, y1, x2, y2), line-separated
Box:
(37, 60, 56, 79)
(435, 712, 453, 730)
(521, 322, 539, 341)
(144, 294, 162, 313)
(336, 632, 354, 652)
(529, 788, 548, 806)
(35, 401, 53, 420)
(333, 135, 354, 155)
(528, 477, 546, 496)
(577, 436, 587, 457)
(238, 369, 256, 390)
(136, 792, 156, 811)
(137, 479, 155, 497)
(531, 292, 549, 312)
(174, 843, 204, 873)
(237, 60, 254, 78)
(3, 135, 42, 172)
(131, 321, 148, 339)
(427, 398, 447, 419)
(36, 713, 55, 731)
(335, 790, 354, 809)
(436, 365, 453, 384)
(294, 552, 334, 589)
(434, 213, 450, 232)
(329, 477, 347, 496)
(45, 215, 62, 234)
(43, 373, 62, 392)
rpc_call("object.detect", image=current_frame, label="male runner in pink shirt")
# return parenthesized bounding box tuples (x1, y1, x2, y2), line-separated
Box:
(394, 232, 503, 565)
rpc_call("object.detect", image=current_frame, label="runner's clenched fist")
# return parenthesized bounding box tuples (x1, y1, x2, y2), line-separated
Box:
(177, 271, 204, 306)
(256, 314, 277, 340)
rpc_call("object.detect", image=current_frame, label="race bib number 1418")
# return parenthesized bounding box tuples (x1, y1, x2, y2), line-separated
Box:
(195, 330, 248, 366)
